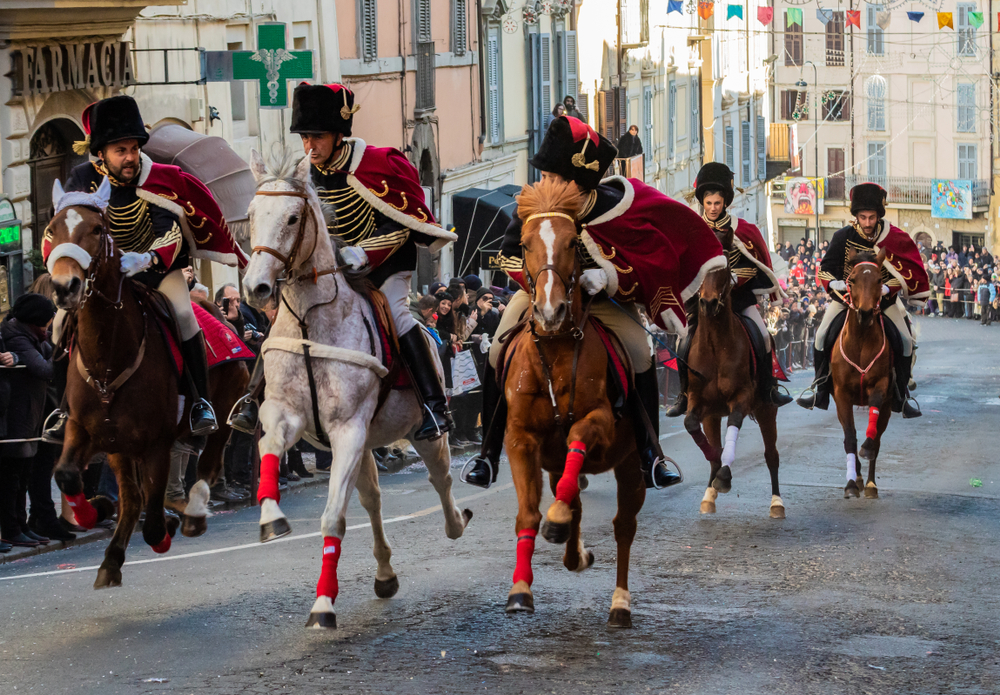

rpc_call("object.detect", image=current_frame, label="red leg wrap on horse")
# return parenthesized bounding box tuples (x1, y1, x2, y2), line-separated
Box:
(151, 533, 171, 554)
(257, 453, 281, 504)
(66, 493, 97, 529)
(512, 529, 537, 586)
(316, 536, 342, 599)
(866, 407, 880, 441)
(555, 441, 587, 504)
(690, 429, 719, 461)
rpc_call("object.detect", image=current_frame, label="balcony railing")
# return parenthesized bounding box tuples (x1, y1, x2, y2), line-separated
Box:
(840, 176, 990, 207)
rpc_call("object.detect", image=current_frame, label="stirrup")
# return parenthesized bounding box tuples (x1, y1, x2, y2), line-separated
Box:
(460, 456, 495, 489)
(40, 410, 67, 444)
(902, 394, 922, 419)
(226, 394, 258, 435)
(645, 456, 683, 490)
(190, 398, 219, 436)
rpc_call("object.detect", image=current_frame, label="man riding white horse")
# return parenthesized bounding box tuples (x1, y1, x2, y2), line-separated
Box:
(796, 182, 928, 418)
(229, 82, 454, 440)
(666, 162, 793, 418)
(44, 95, 246, 439)
(462, 115, 726, 490)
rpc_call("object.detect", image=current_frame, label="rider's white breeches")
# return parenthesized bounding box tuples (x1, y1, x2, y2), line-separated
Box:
(814, 300, 912, 357)
(380, 271, 417, 336)
(159, 269, 200, 341)
(741, 305, 771, 354)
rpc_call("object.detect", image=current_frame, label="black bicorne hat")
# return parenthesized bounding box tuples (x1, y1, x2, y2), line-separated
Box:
(694, 162, 735, 207)
(290, 83, 359, 137)
(529, 116, 617, 191)
(75, 95, 149, 157)
(850, 182, 887, 217)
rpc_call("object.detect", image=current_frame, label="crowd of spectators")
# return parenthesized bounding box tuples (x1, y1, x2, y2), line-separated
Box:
(919, 241, 998, 324)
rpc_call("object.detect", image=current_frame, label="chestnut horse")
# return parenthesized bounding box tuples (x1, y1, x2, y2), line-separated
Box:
(683, 258, 784, 519)
(831, 249, 893, 499)
(46, 183, 247, 589)
(502, 179, 645, 628)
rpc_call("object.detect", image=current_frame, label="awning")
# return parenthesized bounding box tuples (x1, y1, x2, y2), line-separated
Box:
(451, 186, 520, 276)
(144, 124, 255, 240)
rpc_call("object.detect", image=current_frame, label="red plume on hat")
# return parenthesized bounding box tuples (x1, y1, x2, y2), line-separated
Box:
(72, 102, 97, 155)
(529, 115, 617, 191)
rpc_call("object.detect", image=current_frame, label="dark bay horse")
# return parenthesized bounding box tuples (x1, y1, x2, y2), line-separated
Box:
(683, 260, 783, 519)
(831, 249, 893, 499)
(46, 195, 247, 589)
(502, 179, 645, 628)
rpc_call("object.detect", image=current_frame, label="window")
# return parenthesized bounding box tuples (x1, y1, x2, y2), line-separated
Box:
(485, 27, 502, 142)
(359, 0, 378, 62)
(741, 120, 751, 184)
(690, 76, 699, 149)
(416, 40, 435, 110)
(756, 115, 766, 181)
(780, 89, 804, 120)
(292, 21, 310, 50)
(227, 41, 246, 121)
(826, 12, 844, 66)
(784, 12, 803, 66)
(558, 30, 578, 102)
(416, 0, 432, 43)
(667, 81, 676, 159)
(867, 141, 887, 180)
(725, 125, 735, 170)
(957, 3, 977, 57)
(530, 33, 553, 159)
(642, 86, 653, 164)
(866, 76, 886, 131)
(827, 148, 846, 198)
(958, 143, 977, 179)
(866, 4, 884, 56)
(822, 91, 851, 121)
(451, 0, 467, 55)
(621, 0, 649, 47)
(957, 83, 976, 132)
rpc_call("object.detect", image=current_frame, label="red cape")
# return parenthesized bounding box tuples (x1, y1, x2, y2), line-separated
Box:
(137, 154, 249, 268)
(581, 177, 726, 335)
(877, 223, 930, 305)
(344, 138, 457, 251)
(734, 218, 784, 304)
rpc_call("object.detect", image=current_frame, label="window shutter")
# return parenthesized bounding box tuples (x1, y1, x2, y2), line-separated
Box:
(618, 86, 627, 138)
(418, 0, 432, 42)
(958, 144, 977, 179)
(361, 0, 378, 62)
(690, 77, 699, 148)
(416, 41, 435, 110)
(452, 0, 467, 55)
(530, 34, 544, 161)
(562, 31, 578, 101)
(868, 141, 886, 179)
(741, 120, 751, 184)
(578, 91, 589, 122)
(958, 83, 975, 132)
(826, 12, 844, 66)
(756, 115, 766, 181)
(725, 126, 735, 170)
(540, 33, 552, 144)
(668, 81, 676, 159)
(957, 3, 977, 56)
(866, 4, 883, 56)
(487, 32, 500, 142)
(642, 86, 653, 160)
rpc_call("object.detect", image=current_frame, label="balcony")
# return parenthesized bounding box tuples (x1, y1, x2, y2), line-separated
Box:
(765, 123, 799, 181)
(840, 176, 990, 208)
(0, 1, 183, 40)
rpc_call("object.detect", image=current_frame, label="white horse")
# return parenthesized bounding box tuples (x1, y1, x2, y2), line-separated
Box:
(242, 150, 472, 629)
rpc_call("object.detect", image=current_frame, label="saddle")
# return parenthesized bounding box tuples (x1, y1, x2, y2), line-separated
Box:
(735, 312, 789, 384)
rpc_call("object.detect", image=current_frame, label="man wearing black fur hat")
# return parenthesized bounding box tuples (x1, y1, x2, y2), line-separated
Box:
(796, 182, 928, 418)
(461, 115, 725, 490)
(229, 83, 457, 441)
(666, 162, 793, 417)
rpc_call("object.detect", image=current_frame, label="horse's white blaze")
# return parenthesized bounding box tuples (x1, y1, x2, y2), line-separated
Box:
(65, 208, 82, 236)
(611, 587, 631, 612)
(721, 425, 740, 467)
(259, 498, 285, 525)
(184, 480, 211, 518)
(845, 452, 857, 482)
(539, 219, 557, 319)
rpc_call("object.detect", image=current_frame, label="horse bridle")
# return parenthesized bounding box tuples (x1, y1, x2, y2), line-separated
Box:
(844, 260, 882, 315)
(521, 212, 581, 335)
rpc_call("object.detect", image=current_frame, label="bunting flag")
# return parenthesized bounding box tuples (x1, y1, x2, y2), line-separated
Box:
(698, 1, 714, 19)
(758, 6, 774, 24)
(876, 10, 891, 29)
(816, 8, 833, 24)
(727, 4, 743, 20)
(907, 11, 924, 22)
(938, 12, 953, 29)
(787, 7, 802, 26)
(667, 0, 683, 14)
(846, 10, 861, 27)
(968, 11, 984, 27)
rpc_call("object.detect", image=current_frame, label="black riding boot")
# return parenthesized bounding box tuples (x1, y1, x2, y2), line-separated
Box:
(894, 354, 922, 419)
(398, 327, 453, 441)
(633, 367, 682, 489)
(461, 363, 506, 489)
(181, 333, 218, 436)
(227, 354, 266, 434)
(796, 346, 831, 410)
(665, 332, 692, 418)
(40, 355, 70, 444)
(758, 349, 793, 407)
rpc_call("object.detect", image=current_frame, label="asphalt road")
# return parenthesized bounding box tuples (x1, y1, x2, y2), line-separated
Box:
(2, 316, 999, 695)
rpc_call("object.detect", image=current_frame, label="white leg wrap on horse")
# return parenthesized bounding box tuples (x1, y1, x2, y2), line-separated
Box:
(611, 587, 631, 612)
(721, 425, 740, 468)
(184, 480, 212, 517)
(259, 497, 285, 525)
(846, 453, 857, 482)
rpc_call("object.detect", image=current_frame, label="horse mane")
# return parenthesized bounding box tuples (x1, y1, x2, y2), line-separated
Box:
(256, 148, 371, 296)
(515, 178, 585, 223)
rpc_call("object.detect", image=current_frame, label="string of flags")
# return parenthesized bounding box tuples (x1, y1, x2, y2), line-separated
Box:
(676, 2, 989, 31)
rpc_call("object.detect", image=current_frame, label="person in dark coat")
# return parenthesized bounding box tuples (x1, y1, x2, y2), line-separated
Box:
(0, 293, 56, 547)
(617, 125, 643, 158)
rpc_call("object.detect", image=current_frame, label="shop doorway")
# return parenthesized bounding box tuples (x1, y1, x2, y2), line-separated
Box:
(28, 119, 88, 251)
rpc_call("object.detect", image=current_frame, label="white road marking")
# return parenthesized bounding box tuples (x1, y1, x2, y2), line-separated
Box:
(0, 483, 514, 582)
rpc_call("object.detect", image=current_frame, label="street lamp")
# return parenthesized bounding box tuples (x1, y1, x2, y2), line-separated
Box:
(797, 60, 820, 242)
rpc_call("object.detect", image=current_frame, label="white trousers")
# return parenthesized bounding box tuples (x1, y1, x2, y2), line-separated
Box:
(379, 271, 417, 336)
(814, 300, 912, 357)
(741, 305, 771, 354)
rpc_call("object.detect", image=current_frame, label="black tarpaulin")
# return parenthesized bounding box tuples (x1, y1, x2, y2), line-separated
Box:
(451, 186, 519, 276)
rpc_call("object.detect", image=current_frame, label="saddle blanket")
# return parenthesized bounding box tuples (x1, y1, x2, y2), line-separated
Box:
(159, 302, 255, 373)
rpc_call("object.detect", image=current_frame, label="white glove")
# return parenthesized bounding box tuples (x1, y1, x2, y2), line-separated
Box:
(340, 246, 368, 270)
(581, 268, 609, 296)
(881, 284, 890, 296)
(121, 252, 153, 277)
(480, 334, 491, 354)
(828, 280, 848, 292)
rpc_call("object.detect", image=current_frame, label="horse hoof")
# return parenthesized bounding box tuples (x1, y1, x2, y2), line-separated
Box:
(93, 568, 122, 589)
(165, 515, 181, 537)
(864, 482, 879, 499)
(305, 612, 337, 629)
(540, 519, 571, 545)
(91, 496, 116, 524)
(700, 501, 717, 514)
(260, 517, 292, 543)
(844, 479, 861, 498)
(181, 515, 208, 538)
(607, 608, 633, 629)
(505, 593, 534, 613)
(374, 576, 400, 599)
(770, 504, 786, 519)
(859, 439, 875, 460)
(712, 470, 732, 494)
(578, 475, 589, 492)
(462, 508, 474, 526)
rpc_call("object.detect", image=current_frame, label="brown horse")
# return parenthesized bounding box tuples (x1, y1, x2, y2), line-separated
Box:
(831, 248, 893, 499)
(683, 255, 784, 519)
(502, 179, 645, 628)
(46, 199, 247, 589)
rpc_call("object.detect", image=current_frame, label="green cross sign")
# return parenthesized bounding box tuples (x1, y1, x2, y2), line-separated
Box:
(231, 23, 314, 109)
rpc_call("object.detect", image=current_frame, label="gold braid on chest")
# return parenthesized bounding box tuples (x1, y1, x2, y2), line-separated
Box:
(318, 185, 376, 244)
(107, 197, 155, 253)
